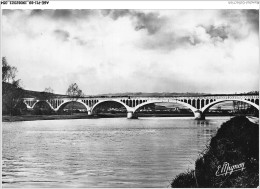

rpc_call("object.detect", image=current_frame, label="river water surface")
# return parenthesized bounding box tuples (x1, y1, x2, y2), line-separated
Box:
(2, 117, 231, 188)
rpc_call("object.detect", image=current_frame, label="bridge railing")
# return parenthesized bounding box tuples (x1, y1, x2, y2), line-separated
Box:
(22, 94, 259, 101)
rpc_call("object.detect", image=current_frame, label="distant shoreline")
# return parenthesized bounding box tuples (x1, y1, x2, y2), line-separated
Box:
(2, 114, 95, 122)
(2, 113, 192, 122)
(2, 113, 258, 122)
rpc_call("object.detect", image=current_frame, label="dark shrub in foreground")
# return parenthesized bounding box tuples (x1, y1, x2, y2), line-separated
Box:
(171, 170, 197, 188)
(171, 116, 259, 188)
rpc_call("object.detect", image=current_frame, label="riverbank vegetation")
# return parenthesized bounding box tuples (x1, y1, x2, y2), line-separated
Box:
(2, 114, 96, 122)
(171, 116, 259, 188)
(2, 57, 24, 115)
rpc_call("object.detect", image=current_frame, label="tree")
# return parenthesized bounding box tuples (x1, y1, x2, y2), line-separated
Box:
(2, 57, 24, 115)
(44, 87, 54, 94)
(2, 57, 18, 83)
(247, 91, 259, 95)
(66, 83, 83, 114)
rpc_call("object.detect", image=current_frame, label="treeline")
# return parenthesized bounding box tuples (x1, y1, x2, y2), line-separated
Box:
(242, 91, 259, 95)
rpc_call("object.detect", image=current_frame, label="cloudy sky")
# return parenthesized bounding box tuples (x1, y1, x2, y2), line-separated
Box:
(2, 9, 259, 95)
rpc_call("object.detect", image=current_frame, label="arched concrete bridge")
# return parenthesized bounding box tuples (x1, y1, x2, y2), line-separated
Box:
(22, 94, 259, 120)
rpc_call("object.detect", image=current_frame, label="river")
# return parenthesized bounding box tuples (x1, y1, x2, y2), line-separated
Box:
(2, 116, 232, 188)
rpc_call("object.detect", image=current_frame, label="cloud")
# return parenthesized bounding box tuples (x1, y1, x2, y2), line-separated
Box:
(204, 25, 229, 41)
(105, 9, 131, 20)
(2, 9, 259, 94)
(53, 29, 70, 42)
(221, 9, 259, 34)
(189, 26, 211, 45)
(30, 9, 97, 22)
(140, 33, 193, 51)
(137, 26, 211, 51)
(52, 10, 72, 19)
(136, 10, 259, 51)
(132, 12, 167, 35)
(2, 9, 15, 15)
(219, 9, 258, 39)
(243, 9, 259, 33)
(135, 25, 146, 31)
(103, 10, 167, 35)
(73, 37, 88, 46)
(30, 9, 45, 16)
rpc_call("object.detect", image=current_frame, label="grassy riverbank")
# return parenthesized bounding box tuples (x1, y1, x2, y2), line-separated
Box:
(171, 116, 259, 188)
(1, 113, 195, 122)
(2, 114, 96, 122)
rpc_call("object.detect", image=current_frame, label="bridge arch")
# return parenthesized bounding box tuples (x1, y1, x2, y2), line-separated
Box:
(201, 99, 259, 114)
(56, 100, 90, 112)
(22, 101, 33, 109)
(133, 100, 198, 115)
(91, 99, 131, 113)
(31, 100, 55, 110)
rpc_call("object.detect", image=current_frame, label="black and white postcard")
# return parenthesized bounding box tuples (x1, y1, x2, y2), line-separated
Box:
(1, 1, 259, 188)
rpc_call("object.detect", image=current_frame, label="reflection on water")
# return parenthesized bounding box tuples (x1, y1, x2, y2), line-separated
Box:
(2, 117, 230, 188)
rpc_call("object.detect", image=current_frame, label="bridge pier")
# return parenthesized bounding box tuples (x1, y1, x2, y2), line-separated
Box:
(127, 111, 138, 119)
(194, 110, 205, 120)
(88, 110, 92, 116)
